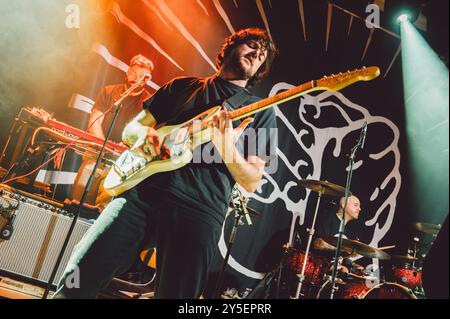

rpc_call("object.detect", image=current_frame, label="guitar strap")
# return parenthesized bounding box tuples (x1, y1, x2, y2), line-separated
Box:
(222, 88, 253, 112)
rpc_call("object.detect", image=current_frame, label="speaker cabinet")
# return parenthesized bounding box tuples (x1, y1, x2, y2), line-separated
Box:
(0, 186, 92, 286)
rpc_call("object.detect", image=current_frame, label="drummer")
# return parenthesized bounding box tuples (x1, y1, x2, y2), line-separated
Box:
(313, 195, 363, 272)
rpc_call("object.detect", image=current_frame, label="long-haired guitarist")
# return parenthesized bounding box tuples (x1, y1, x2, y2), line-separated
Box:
(54, 28, 278, 299)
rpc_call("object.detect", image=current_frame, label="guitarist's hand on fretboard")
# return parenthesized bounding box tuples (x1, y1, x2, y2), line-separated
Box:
(210, 110, 254, 160)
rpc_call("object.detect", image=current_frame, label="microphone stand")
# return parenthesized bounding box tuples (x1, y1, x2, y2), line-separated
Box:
(213, 186, 251, 299)
(42, 75, 149, 299)
(329, 122, 367, 299)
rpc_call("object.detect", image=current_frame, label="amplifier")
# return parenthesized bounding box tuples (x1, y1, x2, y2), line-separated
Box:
(0, 185, 92, 286)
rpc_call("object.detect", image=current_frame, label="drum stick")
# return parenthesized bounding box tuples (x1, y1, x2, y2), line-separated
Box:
(378, 245, 395, 250)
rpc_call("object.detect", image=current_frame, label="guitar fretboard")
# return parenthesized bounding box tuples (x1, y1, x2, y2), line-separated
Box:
(230, 80, 316, 121)
(189, 80, 317, 134)
(188, 66, 380, 133)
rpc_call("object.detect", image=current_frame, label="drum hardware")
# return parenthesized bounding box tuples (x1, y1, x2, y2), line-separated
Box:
(275, 244, 292, 299)
(414, 222, 441, 235)
(292, 179, 347, 299)
(257, 243, 332, 299)
(344, 272, 379, 282)
(390, 255, 419, 263)
(411, 237, 420, 267)
(383, 236, 424, 295)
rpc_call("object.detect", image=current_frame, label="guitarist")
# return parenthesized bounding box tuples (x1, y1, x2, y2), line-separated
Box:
(54, 28, 278, 299)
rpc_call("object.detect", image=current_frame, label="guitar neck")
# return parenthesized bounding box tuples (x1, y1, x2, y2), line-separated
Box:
(230, 80, 317, 121)
(192, 80, 318, 133)
(192, 66, 380, 131)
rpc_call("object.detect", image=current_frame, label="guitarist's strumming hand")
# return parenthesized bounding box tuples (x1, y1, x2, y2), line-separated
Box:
(211, 110, 253, 163)
(130, 126, 162, 160)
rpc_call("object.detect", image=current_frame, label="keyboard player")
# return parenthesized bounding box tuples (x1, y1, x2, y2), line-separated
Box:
(71, 55, 154, 208)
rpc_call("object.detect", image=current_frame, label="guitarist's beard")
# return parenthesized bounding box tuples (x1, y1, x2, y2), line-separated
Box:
(223, 51, 254, 81)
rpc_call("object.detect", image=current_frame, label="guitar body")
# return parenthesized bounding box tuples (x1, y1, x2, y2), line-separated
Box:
(104, 106, 221, 196)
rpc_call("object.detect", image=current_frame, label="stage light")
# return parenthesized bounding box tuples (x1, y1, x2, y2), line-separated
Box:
(397, 14, 410, 24)
(399, 17, 449, 225)
(384, 1, 421, 30)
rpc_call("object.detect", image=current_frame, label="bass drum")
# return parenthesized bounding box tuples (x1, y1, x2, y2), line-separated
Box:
(317, 280, 417, 299)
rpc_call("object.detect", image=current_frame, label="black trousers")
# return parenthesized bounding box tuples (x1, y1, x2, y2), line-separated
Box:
(53, 187, 222, 299)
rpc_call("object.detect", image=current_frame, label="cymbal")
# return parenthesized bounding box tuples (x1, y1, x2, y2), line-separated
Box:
(321, 236, 391, 260)
(414, 222, 441, 235)
(298, 179, 349, 197)
(390, 254, 419, 263)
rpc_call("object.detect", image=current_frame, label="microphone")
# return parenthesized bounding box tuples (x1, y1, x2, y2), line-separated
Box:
(230, 185, 253, 225)
(359, 122, 368, 149)
(113, 73, 151, 108)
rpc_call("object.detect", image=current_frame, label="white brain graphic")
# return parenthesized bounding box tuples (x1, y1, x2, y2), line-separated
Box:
(219, 82, 402, 279)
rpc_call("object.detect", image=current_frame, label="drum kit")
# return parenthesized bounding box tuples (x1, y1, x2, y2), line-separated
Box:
(274, 179, 439, 299)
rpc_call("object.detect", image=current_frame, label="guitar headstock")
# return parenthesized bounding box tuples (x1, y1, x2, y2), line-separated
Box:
(315, 66, 381, 91)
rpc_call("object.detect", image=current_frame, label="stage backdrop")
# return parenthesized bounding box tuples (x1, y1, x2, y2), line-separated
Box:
(0, 0, 448, 297)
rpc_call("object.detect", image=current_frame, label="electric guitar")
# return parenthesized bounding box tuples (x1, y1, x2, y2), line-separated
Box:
(103, 67, 380, 196)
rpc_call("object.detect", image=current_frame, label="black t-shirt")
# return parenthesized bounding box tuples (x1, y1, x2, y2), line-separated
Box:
(315, 213, 360, 241)
(93, 84, 151, 142)
(141, 75, 277, 225)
